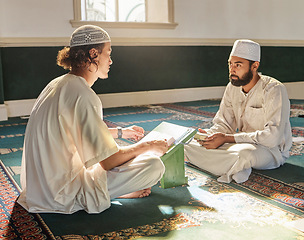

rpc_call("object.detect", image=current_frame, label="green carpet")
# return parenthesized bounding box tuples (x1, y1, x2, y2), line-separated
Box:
(42, 166, 304, 239)
(1, 99, 304, 239)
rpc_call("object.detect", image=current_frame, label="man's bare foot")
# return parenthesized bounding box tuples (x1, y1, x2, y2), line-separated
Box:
(118, 188, 151, 199)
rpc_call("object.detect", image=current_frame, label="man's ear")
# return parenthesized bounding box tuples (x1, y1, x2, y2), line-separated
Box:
(89, 48, 98, 58)
(251, 61, 260, 71)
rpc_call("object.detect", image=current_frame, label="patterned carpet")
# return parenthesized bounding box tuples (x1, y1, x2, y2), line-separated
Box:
(0, 99, 304, 239)
(0, 160, 56, 239)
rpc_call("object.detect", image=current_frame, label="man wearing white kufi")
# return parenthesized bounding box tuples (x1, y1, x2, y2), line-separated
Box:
(18, 25, 168, 214)
(185, 39, 292, 183)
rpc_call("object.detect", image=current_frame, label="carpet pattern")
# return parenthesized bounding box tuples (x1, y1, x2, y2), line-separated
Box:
(56, 214, 200, 240)
(0, 99, 304, 239)
(0, 161, 55, 240)
(55, 166, 303, 239)
(185, 167, 301, 227)
(241, 172, 304, 211)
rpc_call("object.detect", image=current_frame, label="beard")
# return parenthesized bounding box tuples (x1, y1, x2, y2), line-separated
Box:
(229, 69, 253, 87)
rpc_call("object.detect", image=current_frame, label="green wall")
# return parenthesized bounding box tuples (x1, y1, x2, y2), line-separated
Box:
(0, 45, 304, 101)
(0, 49, 4, 104)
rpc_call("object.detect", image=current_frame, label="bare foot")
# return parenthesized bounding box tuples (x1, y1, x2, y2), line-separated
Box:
(118, 188, 151, 199)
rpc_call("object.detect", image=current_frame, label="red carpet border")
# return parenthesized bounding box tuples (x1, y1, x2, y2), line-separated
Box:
(0, 161, 55, 240)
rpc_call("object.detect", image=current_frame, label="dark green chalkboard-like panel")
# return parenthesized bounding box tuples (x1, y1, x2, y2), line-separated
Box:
(1, 45, 304, 101)
(1, 47, 67, 101)
(0, 49, 5, 104)
(260, 47, 304, 81)
(94, 46, 231, 94)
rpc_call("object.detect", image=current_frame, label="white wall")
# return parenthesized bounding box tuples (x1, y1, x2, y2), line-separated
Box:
(0, 0, 74, 38)
(173, 0, 304, 40)
(0, 1, 4, 33)
(1, 0, 304, 43)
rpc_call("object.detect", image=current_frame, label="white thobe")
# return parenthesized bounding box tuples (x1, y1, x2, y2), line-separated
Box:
(185, 75, 292, 183)
(18, 74, 120, 214)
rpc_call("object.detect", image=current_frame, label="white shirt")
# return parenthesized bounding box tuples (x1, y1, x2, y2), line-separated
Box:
(207, 75, 292, 160)
(18, 74, 119, 214)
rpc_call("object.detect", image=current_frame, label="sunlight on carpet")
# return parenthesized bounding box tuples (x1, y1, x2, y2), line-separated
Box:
(1, 99, 304, 239)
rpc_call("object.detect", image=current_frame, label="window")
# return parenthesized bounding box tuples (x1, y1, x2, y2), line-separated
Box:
(71, 0, 177, 29)
(86, 0, 146, 22)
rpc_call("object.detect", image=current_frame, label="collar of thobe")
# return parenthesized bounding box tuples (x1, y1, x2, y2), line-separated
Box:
(69, 74, 91, 88)
(240, 77, 262, 97)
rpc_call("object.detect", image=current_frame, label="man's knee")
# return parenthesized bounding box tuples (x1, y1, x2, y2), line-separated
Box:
(154, 157, 166, 176)
(237, 146, 258, 168)
(144, 156, 165, 178)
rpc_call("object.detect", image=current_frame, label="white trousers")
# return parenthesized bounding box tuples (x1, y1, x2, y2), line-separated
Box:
(184, 140, 285, 183)
(107, 153, 165, 199)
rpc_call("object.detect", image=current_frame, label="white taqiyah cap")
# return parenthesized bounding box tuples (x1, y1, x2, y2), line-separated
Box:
(230, 39, 260, 62)
(70, 25, 111, 47)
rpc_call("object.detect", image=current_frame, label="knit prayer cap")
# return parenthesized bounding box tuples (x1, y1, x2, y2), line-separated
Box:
(70, 25, 111, 48)
(230, 39, 260, 62)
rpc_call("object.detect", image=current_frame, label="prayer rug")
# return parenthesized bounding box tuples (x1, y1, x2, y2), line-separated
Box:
(0, 160, 56, 239)
(42, 166, 304, 240)
(187, 163, 304, 215)
(1, 99, 304, 239)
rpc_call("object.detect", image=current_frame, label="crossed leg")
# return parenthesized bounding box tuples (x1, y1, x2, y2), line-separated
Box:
(107, 153, 165, 199)
(185, 140, 283, 183)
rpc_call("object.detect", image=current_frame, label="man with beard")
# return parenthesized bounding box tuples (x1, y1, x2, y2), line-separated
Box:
(185, 39, 292, 183)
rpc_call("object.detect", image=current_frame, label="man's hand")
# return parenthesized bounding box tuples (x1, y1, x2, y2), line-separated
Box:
(122, 125, 145, 141)
(146, 140, 169, 157)
(198, 128, 207, 134)
(198, 132, 235, 149)
(198, 133, 225, 149)
(100, 139, 169, 171)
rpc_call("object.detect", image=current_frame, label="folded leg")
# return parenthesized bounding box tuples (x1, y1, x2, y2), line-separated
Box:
(107, 153, 165, 199)
(185, 140, 282, 183)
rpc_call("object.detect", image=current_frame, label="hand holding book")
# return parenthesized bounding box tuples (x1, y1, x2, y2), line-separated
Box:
(139, 122, 196, 154)
(194, 132, 208, 140)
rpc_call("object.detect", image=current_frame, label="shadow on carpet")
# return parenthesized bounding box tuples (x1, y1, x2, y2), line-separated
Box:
(1, 99, 304, 239)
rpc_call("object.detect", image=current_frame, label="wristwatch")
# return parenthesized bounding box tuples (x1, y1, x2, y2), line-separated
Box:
(117, 127, 123, 138)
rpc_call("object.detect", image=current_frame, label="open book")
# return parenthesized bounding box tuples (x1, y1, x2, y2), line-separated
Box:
(139, 121, 196, 152)
(139, 121, 196, 188)
(194, 132, 208, 140)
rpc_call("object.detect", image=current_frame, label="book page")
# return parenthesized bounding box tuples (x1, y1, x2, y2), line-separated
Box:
(139, 130, 175, 146)
(194, 132, 208, 140)
(139, 122, 195, 147)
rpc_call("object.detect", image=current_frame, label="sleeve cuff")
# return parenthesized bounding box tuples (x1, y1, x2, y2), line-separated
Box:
(233, 132, 255, 144)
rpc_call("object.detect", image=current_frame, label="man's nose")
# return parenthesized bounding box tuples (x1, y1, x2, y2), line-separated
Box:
(229, 65, 235, 73)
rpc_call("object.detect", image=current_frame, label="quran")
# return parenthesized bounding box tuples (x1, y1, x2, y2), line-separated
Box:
(194, 132, 208, 140)
(140, 122, 197, 188)
(140, 121, 196, 149)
